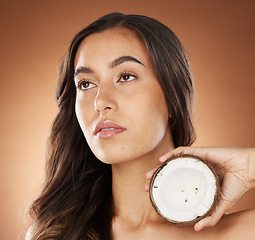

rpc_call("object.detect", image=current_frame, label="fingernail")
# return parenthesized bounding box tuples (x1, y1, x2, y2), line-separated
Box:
(159, 156, 166, 162)
(195, 222, 204, 232)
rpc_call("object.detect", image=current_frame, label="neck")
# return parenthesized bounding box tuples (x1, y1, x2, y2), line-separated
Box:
(111, 138, 174, 226)
(111, 163, 157, 228)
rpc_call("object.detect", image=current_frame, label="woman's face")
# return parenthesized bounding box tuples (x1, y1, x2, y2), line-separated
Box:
(74, 28, 173, 164)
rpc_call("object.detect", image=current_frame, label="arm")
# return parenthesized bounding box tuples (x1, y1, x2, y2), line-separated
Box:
(146, 147, 255, 231)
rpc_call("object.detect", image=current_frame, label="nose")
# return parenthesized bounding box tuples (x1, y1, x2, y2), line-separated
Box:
(94, 84, 118, 114)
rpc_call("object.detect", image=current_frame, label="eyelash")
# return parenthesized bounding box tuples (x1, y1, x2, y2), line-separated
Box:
(118, 71, 137, 82)
(76, 71, 137, 91)
(77, 80, 95, 90)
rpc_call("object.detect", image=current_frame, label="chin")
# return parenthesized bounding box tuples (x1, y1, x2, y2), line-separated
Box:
(95, 153, 129, 165)
(93, 149, 138, 165)
(89, 141, 128, 164)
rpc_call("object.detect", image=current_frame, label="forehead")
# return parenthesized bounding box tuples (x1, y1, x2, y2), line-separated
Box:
(74, 28, 150, 67)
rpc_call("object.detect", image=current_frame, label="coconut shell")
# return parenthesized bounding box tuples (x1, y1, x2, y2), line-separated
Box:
(149, 154, 220, 225)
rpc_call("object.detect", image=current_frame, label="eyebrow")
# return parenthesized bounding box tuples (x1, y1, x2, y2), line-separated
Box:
(74, 55, 144, 78)
(109, 56, 144, 68)
(74, 66, 93, 77)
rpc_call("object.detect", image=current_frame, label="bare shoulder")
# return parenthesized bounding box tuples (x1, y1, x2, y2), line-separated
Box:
(222, 209, 255, 226)
(215, 209, 255, 238)
(153, 210, 255, 240)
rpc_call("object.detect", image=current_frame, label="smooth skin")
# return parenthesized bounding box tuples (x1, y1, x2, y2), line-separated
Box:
(25, 28, 255, 240)
(73, 28, 255, 239)
(146, 147, 255, 232)
(74, 28, 173, 166)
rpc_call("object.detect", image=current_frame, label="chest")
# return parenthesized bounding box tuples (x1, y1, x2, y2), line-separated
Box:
(111, 223, 216, 240)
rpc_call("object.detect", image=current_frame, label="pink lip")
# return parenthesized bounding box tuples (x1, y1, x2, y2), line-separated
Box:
(94, 120, 126, 139)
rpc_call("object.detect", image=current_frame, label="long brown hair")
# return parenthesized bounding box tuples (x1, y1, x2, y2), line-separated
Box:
(29, 12, 195, 240)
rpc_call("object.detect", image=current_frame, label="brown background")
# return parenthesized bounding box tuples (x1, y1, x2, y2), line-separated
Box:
(0, 0, 254, 239)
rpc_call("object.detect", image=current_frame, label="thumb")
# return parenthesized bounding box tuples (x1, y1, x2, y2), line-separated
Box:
(194, 195, 232, 231)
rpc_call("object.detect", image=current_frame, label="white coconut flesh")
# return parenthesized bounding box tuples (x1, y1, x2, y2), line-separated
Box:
(150, 155, 219, 225)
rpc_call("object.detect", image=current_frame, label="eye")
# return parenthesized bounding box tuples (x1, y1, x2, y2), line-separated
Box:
(77, 80, 96, 90)
(118, 72, 137, 82)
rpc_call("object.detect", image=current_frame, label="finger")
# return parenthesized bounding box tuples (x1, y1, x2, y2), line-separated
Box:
(171, 147, 208, 158)
(159, 150, 177, 162)
(146, 167, 158, 180)
(144, 184, 150, 192)
(159, 147, 198, 162)
(194, 216, 211, 231)
(160, 147, 224, 168)
(145, 167, 158, 192)
(194, 196, 233, 231)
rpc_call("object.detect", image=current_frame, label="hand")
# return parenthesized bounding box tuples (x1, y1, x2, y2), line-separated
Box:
(145, 147, 255, 231)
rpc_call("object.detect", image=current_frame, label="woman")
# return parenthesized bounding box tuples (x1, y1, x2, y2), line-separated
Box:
(27, 13, 255, 239)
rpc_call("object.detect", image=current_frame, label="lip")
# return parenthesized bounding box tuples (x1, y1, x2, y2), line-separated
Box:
(94, 120, 126, 139)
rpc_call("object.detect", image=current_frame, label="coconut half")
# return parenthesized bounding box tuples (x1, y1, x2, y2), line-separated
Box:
(149, 154, 219, 225)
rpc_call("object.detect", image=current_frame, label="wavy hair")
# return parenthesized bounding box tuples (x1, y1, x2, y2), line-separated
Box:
(29, 12, 195, 240)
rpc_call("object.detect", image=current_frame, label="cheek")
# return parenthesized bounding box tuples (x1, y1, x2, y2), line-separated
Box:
(130, 88, 170, 147)
(75, 97, 94, 139)
(141, 87, 169, 125)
